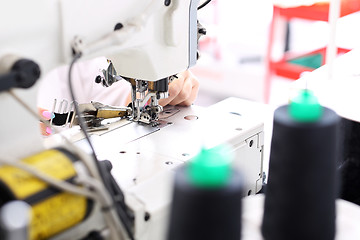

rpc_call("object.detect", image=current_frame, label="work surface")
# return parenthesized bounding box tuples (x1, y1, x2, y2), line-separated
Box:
(46, 97, 267, 240)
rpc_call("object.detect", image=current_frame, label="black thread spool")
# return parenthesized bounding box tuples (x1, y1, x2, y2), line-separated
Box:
(261, 90, 340, 240)
(167, 146, 243, 240)
(339, 117, 360, 205)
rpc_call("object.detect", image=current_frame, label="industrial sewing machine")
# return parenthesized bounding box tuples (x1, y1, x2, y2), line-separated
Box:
(0, 1, 264, 239)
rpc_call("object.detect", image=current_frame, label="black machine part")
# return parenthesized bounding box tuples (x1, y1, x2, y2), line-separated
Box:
(0, 59, 40, 92)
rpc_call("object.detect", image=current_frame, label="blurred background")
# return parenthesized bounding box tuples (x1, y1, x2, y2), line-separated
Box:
(192, 0, 360, 107)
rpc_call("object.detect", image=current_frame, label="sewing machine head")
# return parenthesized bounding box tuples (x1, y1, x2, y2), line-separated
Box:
(67, 0, 204, 125)
(94, 60, 176, 125)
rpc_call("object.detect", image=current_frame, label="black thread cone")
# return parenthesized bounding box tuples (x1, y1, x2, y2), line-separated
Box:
(261, 105, 340, 240)
(167, 166, 243, 240)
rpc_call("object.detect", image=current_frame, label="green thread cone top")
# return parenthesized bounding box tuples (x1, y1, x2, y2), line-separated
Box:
(289, 89, 323, 122)
(188, 145, 232, 188)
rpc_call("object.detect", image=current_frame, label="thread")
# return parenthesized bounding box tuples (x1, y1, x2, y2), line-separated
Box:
(167, 146, 243, 240)
(261, 105, 340, 240)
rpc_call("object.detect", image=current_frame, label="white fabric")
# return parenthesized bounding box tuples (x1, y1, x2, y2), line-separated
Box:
(37, 57, 131, 111)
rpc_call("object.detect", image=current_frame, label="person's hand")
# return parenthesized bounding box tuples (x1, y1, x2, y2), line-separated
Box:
(38, 108, 54, 136)
(159, 70, 199, 106)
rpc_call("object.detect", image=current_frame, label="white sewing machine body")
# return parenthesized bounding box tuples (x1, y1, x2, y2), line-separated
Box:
(45, 97, 265, 240)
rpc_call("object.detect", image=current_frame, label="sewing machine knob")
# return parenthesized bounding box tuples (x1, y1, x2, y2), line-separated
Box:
(114, 23, 124, 31)
(95, 75, 102, 84)
(164, 0, 171, 6)
(12, 59, 41, 89)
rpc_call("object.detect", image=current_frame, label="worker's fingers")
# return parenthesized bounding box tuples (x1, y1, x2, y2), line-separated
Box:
(39, 122, 52, 136)
(168, 75, 193, 106)
(158, 73, 185, 106)
(169, 70, 199, 106)
(125, 91, 132, 106)
(38, 108, 54, 136)
(176, 76, 199, 106)
(158, 70, 199, 107)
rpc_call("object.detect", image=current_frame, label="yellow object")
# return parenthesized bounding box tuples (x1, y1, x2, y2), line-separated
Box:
(97, 109, 129, 118)
(0, 149, 88, 240)
(30, 192, 87, 240)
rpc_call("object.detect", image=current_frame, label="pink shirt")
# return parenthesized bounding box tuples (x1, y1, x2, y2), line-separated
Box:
(37, 56, 131, 111)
